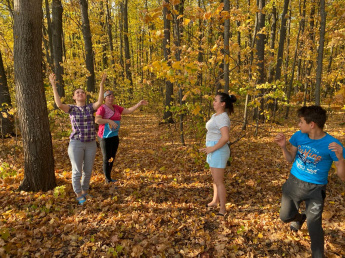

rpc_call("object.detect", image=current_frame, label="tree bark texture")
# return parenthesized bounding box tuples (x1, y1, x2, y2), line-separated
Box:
(44, 0, 54, 69)
(52, 0, 65, 97)
(79, 0, 95, 93)
(0, 49, 14, 136)
(315, 0, 326, 106)
(223, 0, 230, 93)
(275, 0, 290, 81)
(162, 0, 173, 123)
(13, 0, 56, 191)
(122, 0, 133, 91)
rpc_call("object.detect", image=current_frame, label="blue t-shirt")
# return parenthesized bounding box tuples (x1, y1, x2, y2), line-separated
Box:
(289, 130, 345, 184)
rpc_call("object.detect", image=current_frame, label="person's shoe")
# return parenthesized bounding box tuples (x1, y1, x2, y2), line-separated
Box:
(76, 196, 86, 205)
(290, 213, 306, 232)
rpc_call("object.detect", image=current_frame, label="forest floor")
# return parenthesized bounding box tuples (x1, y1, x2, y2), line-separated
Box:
(0, 107, 345, 257)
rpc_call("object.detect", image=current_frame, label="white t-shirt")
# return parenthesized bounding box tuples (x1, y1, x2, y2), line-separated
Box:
(206, 112, 230, 142)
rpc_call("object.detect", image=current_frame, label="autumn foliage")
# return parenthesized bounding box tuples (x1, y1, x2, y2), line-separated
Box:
(1, 110, 345, 257)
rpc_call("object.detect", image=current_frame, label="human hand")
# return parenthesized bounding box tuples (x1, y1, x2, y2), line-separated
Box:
(108, 120, 118, 130)
(199, 147, 213, 154)
(100, 73, 107, 86)
(49, 73, 56, 87)
(329, 142, 343, 160)
(274, 133, 286, 148)
(138, 100, 148, 106)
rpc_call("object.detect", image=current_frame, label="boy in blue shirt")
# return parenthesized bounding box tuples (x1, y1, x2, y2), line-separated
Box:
(275, 106, 345, 258)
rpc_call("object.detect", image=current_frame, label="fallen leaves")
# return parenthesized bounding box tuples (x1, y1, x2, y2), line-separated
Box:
(0, 112, 345, 256)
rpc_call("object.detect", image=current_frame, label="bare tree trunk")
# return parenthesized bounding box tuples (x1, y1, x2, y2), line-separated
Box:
(52, 0, 65, 97)
(173, 0, 185, 145)
(223, 0, 230, 93)
(0, 49, 14, 137)
(162, 0, 174, 123)
(122, 0, 133, 95)
(14, 0, 56, 191)
(268, 5, 276, 83)
(315, 0, 326, 106)
(285, 13, 303, 119)
(255, 0, 266, 121)
(236, 0, 241, 73)
(106, 0, 117, 87)
(79, 0, 95, 94)
(275, 0, 290, 81)
(44, 0, 54, 69)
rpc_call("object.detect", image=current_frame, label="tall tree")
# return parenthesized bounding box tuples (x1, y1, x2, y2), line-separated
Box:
(44, 0, 54, 69)
(79, 0, 95, 93)
(275, 0, 290, 81)
(173, 0, 185, 145)
(0, 49, 14, 137)
(162, 0, 174, 123)
(223, 0, 230, 93)
(255, 0, 266, 121)
(52, 0, 65, 97)
(315, 0, 326, 105)
(122, 0, 133, 93)
(13, 0, 56, 191)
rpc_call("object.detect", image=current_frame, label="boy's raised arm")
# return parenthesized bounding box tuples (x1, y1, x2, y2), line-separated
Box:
(275, 133, 298, 163)
(329, 142, 345, 181)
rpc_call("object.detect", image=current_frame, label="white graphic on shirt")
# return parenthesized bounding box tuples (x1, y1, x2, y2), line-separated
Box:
(296, 145, 322, 175)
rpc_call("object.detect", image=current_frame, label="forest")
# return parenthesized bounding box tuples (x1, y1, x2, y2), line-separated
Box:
(0, 0, 345, 257)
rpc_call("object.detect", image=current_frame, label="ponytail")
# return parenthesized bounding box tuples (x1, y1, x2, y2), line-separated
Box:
(216, 92, 237, 115)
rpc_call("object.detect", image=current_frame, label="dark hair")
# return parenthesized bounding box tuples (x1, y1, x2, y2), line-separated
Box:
(216, 92, 237, 115)
(297, 105, 327, 129)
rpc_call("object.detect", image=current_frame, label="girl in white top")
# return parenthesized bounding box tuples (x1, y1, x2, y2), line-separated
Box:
(200, 92, 236, 216)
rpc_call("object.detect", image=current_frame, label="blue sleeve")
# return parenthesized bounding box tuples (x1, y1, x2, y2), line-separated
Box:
(289, 131, 300, 147)
(329, 138, 345, 161)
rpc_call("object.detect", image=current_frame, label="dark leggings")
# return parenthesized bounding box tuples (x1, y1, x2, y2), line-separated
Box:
(99, 136, 119, 182)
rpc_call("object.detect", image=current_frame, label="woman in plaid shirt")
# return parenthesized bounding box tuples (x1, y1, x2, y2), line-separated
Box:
(49, 73, 106, 205)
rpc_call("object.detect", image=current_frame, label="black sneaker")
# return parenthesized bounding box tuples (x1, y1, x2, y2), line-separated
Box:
(290, 213, 306, 232)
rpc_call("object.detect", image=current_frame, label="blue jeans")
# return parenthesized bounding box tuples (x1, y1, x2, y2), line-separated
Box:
(68, 140, 97, 194)
(280, 174, 326, 258)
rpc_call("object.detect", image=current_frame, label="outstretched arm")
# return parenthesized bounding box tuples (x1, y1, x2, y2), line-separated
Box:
(92, 73, 106, 110)
(49, 73, 70, 113)
(274, 133, 297, 163)
(329, 142, 345, 181)
(122, 100, 148, 115)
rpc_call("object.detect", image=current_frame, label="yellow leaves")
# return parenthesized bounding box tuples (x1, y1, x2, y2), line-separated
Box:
(183, 18, 191, 26)
(108, 157, 114, 163)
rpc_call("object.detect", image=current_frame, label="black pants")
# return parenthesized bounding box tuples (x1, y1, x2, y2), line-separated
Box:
(99, 136, 119, 182)
(280, 173, 326, 258)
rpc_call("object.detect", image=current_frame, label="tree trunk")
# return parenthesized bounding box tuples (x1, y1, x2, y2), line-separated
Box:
(162, 0, 174, 123)
(79, 0, 95, 94)
(267, 5, 276, 83)
(275, 0, 290, 81)
(255, 0, 266, 121)
(123, 0, 133, 95)
(44, 0, 54, 69)
(236, 0, 241, 73)
(315, 0, 326, 106)
(52, 0, 65, 97)
(173, 0, 185, 145)
(13, 0, 56, 191)
(119, 2, 125, 78)
(223, 0, 230, 93)
(106, 0, 117, 88)
(0, 49, 14, 137)
(285, 14, 302, 119)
